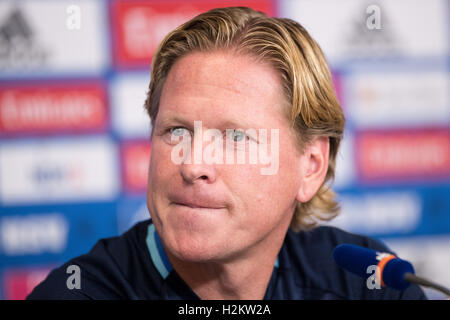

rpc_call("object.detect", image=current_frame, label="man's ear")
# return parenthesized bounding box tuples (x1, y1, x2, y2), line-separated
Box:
(296, 137, 329, 203)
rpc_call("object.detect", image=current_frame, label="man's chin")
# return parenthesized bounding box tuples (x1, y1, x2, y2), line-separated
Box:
(165, 232, 230, 263)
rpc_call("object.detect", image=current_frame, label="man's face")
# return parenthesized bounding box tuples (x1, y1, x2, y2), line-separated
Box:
(147, 51, 305, 263)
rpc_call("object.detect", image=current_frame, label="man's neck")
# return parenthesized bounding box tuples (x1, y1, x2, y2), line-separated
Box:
(165, 229, 286, 300)
(171, 253, 277, 299)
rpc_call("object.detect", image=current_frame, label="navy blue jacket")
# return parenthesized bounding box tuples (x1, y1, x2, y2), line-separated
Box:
(27, 219, 427, 300)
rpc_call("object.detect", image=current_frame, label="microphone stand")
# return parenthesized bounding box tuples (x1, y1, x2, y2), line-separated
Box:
(404, 272, 450, 297)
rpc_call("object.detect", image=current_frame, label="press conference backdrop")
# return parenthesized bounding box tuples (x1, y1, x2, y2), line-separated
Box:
(0, 0, 448, 300)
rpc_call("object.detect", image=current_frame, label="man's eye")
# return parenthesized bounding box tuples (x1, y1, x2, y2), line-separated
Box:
(170, 127, 189, 137)
(229, 130, 246, 142)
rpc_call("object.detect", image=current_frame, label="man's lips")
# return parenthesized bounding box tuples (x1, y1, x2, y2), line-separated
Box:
(170, 196, 226, 210)
(173, 201, 225, 209)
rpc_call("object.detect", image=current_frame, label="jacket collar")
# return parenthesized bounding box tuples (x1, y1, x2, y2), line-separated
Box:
(146, 222, 279, 280)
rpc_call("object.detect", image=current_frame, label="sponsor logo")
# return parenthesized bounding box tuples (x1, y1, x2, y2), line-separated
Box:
(0, 7, 49, 69)
(375, 252, 392, 261)
(342, 2, 403, 59)
(0, 0, 107, 75)
(111, 0, 275, 67)
(329, 191, 421, 235)
(346, 71, 450, 128)
(0, 82, 107, 134)
(0, 213, 68, 255)
(357, 130, 450, 182)
(121, 141, 151, 193)
(2, 266, 53, 300)
(31, 163, 84, 187)
(282, 0, 448, 63)
(0, 138, 118, 204)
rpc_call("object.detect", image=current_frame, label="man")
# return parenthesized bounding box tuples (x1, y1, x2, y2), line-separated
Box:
(28, 7, 426, 300)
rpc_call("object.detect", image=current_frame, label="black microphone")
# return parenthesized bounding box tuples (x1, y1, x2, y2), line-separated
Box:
(333, 244, 450, 296)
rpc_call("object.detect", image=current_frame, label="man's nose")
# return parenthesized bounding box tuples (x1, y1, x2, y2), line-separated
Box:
(180, 132, 218, 184)
(180, 161, 217, 184)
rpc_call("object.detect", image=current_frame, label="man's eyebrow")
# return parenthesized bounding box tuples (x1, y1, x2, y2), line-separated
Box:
(156, 114, 194, 129)
(219, 119, 256, 130)
(157, 113, 264, 130)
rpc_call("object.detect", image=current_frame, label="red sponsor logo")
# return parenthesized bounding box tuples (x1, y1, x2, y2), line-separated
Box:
(357, 130, 450, 182)
(111, 0, 275, 68)
(121, 141, 151, 192)
(3, 266, 53, 300)
(0, 82, 107, 135)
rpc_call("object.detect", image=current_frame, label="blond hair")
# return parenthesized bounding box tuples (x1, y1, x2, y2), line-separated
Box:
(145, 7, 345, 231)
